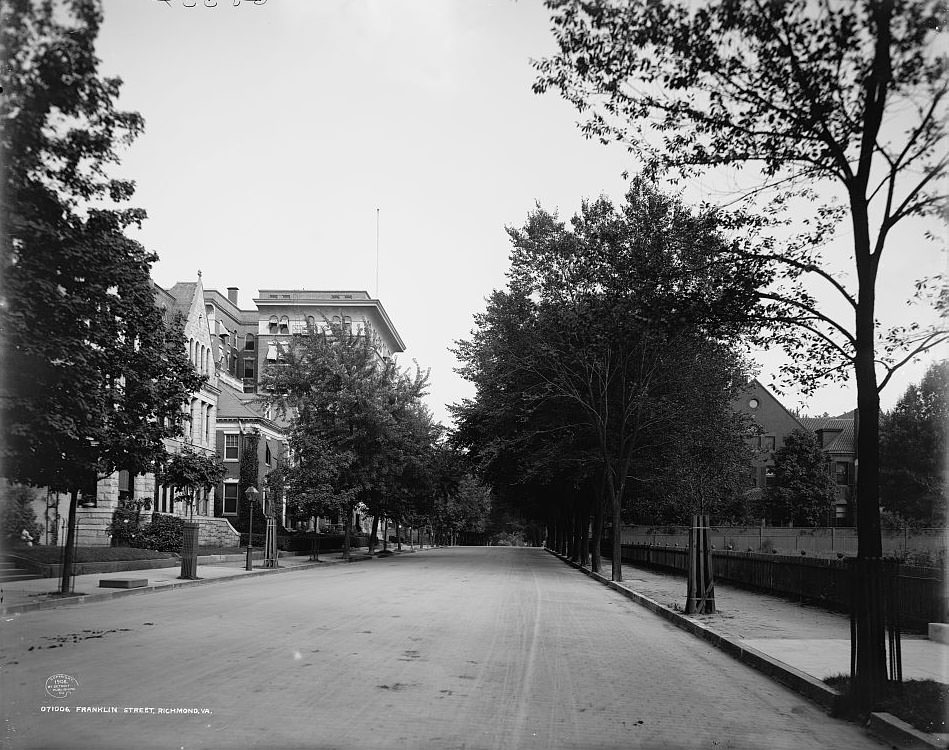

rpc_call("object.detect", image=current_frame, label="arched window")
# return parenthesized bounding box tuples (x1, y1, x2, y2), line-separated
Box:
(244, 334, 255, 351)
(268, 316, 279, 334)
(279, 316, 289, 335)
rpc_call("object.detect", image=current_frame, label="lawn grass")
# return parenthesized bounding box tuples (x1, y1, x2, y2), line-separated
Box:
(825, 674, 948, 735)
(10, 546, 178, 564)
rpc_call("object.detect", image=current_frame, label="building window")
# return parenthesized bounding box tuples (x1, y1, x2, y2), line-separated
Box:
(223, 483, 239, 515)
(835, 462, 850, 485)
(245, 334, 255, 351)
(764, 466, 776, 487)
(205, 404, 212, 443)
(268, 316, 279, 334)
(342, 316, 352, 335)
(243, 359, 255, 379)
(265, 444, 272, 466)
(761, 435, 775, 452)
(279, 316, 289, 335)
(225, 434, 239, 461)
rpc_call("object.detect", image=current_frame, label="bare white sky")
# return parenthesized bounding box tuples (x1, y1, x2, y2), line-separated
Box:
(98, 0, 946, 426)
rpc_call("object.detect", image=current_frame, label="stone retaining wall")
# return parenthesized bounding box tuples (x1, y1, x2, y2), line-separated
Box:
(71, 510, 238, 548)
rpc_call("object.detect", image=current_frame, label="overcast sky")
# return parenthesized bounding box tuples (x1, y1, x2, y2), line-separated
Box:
(97, 0, 946, 427)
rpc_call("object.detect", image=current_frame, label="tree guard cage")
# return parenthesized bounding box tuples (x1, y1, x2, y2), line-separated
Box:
(686, 514, 715, 615)
(180, 521, 199, 580)
(850, 557, 902, 702)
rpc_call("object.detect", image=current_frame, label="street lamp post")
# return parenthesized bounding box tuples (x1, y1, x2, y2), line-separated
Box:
(245, 486, 259, 571)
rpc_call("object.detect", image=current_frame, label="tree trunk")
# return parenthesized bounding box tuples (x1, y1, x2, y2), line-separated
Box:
(579, 504, 590, 567)
(369, 514, 379, 554)
(569, 508, 580, 562)
(342, 509, 352, 561)
(59, 489, 79, 594)
(611, 491, 622, 581)
(853, 276, 887, 710)
(590, 501, 603, 573)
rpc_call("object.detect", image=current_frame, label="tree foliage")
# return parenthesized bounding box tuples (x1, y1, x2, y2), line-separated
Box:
(1, 0, 202, 492)
(764, 428, 839, 527)
(259, 320, 432, 554)
(1, 0, 205, 593)
(533, 0, 947, 703)
(160, 448, 227, 519)
(453, 181, 763, 578)
(880, 360, 948, 525)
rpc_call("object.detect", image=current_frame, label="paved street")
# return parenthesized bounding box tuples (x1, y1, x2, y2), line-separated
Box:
(1, 547, 882, 750)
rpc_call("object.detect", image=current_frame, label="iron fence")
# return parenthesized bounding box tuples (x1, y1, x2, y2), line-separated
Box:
(616, 543, 945, 632)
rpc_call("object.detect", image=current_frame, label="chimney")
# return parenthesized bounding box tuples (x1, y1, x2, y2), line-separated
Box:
(227, 287, 239, 305)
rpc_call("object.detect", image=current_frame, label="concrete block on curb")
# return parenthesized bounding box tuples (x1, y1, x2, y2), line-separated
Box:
(928, 623, 949, 645)
(99, 578, 148, 589)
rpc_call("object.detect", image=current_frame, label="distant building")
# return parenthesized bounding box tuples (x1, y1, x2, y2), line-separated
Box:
(799, 413, 856, 525)
(732, 379, 855, 525)
(203, 288, 405, 395)
(214, 385, 288, 528)
(733, 379, 806, 491)
(63, 274, 234, 546)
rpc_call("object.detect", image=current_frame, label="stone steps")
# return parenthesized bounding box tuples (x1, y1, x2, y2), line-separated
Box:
(0, 558, 44, 583)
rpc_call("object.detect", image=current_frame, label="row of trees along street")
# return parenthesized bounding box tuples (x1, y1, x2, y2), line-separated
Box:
(257, 320, 489, 557)
(0, 0, 492, 581)
(457, 0, 947, 713)
(0, 2, 225, 593)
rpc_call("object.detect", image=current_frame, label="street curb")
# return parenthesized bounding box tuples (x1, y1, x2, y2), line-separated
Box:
(867, 713, 948, 750)
(547, 549, 947, 750)
(0, 546, 432, 616)
(0, 556, 367, 617)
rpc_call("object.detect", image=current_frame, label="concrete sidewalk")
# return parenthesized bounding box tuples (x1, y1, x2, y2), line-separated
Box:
(0, 548, 423, 615)
(554, 552, 948, 748)
(612, 559, 948, 684)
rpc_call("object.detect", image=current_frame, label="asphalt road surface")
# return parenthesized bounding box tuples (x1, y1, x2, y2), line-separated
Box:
(0, 547, 881, 750)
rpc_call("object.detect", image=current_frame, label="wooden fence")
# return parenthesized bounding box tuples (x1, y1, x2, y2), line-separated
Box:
(615, 543, 946, 632)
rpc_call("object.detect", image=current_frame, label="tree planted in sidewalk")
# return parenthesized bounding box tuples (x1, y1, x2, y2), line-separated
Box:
(534, 0, 948, 706)
(259, 320, 429, 559)
(0, 0, 203, 593)
(454, 181, 764, 581)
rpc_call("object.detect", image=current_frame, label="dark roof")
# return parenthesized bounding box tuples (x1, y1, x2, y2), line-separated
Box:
(800, 416, 855, 455)
(167, 282, 198, 318)
(217, 387, 266, 420)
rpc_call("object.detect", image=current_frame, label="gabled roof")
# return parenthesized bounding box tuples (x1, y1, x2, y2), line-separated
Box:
(167, 282, 198, 318)
(217, 387, 264, 421)
(216, 386, 290, 434)
(800, 416, 855, 455)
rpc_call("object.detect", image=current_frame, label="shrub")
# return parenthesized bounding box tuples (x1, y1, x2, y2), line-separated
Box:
(107, 506, 142, 546)
(133, 514, 185, 552)
(0, 484, 43, 545)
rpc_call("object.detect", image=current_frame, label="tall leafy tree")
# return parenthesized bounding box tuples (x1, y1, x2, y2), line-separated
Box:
(259, 321, 429, 558)
(0, 0, 203, 592)
(454, 181, 764, 580)
(534, 0, 948, 705)
(880, 360, 948, 525)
